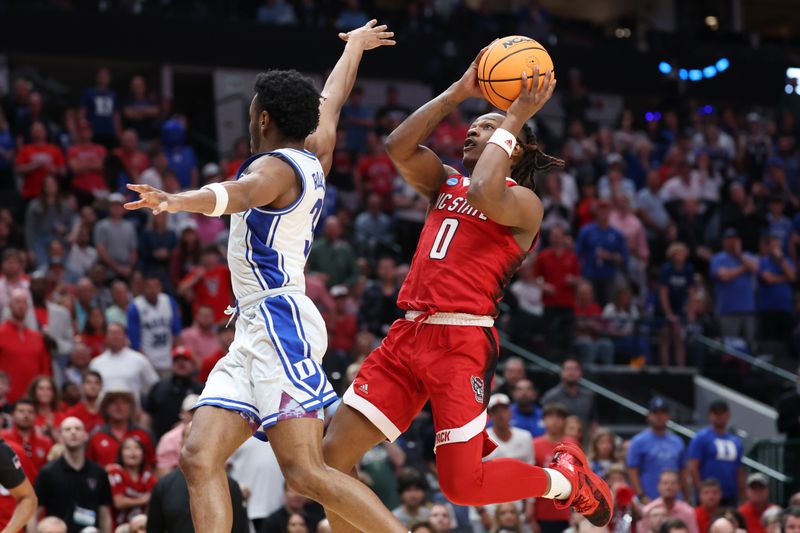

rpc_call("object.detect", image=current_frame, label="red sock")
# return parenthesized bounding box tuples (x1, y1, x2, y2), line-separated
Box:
(435, 433, 549, 506)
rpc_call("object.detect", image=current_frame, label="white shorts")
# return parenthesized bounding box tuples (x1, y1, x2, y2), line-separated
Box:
(195, 291, 336, 438)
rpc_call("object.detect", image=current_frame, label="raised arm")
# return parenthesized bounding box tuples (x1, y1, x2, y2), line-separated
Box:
(467, 69, 556, 230)
(124, 155, 296, 216)
(304, 20, 395, 175)
(385, 48, 486, 201)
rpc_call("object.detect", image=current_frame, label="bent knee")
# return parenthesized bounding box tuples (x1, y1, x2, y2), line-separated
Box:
(282, 462, 329, 501)
(438, 470, 479, 506)
(179, 440, 216, 478)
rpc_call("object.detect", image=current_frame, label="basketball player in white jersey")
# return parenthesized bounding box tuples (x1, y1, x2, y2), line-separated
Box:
(125, 21, 409, 533)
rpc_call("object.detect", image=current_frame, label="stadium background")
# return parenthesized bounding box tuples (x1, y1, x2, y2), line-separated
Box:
(0, 0, 799, 532)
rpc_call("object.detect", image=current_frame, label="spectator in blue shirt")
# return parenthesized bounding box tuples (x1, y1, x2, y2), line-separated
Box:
(0, 108, 15, 190)
(658, 242, 695, 368)
(161, 118, 198, 190)
(687, 401, 744, 507)
(80, 67, 121, 148)
(575, 198, 629, 305)
(765, 196, 792, 254)
(256, 0, 297, 25)
(510, 378, 545, 437)
(627, 397, 690, 503)
(335, 0, 369, 30)
(340, 87, 374, 153)
(710, 228, 758, 351)
(757, 233, 796, 348)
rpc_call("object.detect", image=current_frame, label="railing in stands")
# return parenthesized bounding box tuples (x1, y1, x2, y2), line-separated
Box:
(693, 335, 796, 383)
(746, 439, 800, 505)
(497, 334, 793, 486)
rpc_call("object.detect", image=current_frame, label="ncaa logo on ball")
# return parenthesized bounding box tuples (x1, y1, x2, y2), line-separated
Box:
(446, 177, 459, 186)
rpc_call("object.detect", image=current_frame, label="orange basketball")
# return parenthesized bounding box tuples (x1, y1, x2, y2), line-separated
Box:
(477, 36, 554, 111)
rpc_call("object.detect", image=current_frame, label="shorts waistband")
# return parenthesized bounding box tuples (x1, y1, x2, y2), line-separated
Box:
(235, 287, 303, 311)
(404, 310, 494, 327)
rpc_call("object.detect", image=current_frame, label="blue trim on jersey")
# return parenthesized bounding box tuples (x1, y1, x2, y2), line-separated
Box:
(246, 210, 287, 288)
(253, 151, 307, 215)
(235, 152, 270, 180)
(286, 148, 317, 161)
(243, 217, 267, 291)
(259, 296, 328, 399)
(193, 399, 261, 427)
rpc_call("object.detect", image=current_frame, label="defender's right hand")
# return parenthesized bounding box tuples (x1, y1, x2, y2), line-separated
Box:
(125, 183, 179, 215)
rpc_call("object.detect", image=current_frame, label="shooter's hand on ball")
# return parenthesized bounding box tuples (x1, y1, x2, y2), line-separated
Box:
(506, 67, 556, 123)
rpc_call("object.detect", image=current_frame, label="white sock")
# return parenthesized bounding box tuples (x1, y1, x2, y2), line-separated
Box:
(543, 468, 572, 500)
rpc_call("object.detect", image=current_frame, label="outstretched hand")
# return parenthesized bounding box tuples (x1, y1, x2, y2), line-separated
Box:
(507, 67, 556, 121)
(338, 19, 396, 50)
(124, 183, 178, 215)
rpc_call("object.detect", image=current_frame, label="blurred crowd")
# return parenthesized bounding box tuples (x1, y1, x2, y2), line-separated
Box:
(1, 8, 800, 528)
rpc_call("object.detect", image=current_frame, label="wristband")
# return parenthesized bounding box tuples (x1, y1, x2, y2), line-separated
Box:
(487, 128, 517, 157)
(202, 183, 229, 217)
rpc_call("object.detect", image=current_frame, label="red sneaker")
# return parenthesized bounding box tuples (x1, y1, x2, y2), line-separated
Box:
(548, 440, 613, 527)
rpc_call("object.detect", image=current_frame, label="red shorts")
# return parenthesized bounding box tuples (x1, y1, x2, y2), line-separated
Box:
(343, 317, 499, 451)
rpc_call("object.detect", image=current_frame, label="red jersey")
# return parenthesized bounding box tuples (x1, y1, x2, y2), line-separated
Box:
(738, 502, 779, 533)
(65, 402, 104, 434)
(88, 425, 155, 468)
(0, 439, 36, 532)
(15, 143, 65, 199)
(0, 427, 52, 478)
(533, 248, 580, 308)
(67, 143, 107, 194)
(106, 463, 157, 527)
(398, 175, 529, 317)
(181, 265, 233, 322)
(533, 436, 573, 521)
(0, 321, 51, 403)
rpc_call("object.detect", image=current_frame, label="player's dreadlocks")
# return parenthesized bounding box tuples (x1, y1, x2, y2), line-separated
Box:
(510, 122, 565, 191)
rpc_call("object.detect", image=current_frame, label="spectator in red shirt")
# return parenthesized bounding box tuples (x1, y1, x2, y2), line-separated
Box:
(177, 245, 232, 323)
(88, 390, 155, 468)
(0, 288, 51, 403)
(113, 129, 150, 180)
(431, 108, 469, 161)
(695, 479, 722, 533)
(738, 474, 780, 533)
(0, 436, 38, 530)
(573, 280, 614, 366)
(80, 306, 108, 358)
(534, 225, 581, 355)
(532, 403, 574, 533)
(575, 178, 599, 228)
(107, 436, 157, 528)
(180, 306, 222, 363)
(27, 375, 64, 441)
(324, 285, 358, 355)
(354, 131, 396, 209)
(14, 122, 65, 200)
(223, 137, 250, 180)
(64, 370, 104, 434)
(67, 119, 107, 200)
(199, 326, 234, 384)
(0, 398, 53, 477)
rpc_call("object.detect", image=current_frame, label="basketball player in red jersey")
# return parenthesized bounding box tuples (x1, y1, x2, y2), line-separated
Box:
(321, 50, 612, 531)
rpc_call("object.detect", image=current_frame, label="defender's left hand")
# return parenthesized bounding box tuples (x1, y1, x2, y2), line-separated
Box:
(338, 19, 396, 50)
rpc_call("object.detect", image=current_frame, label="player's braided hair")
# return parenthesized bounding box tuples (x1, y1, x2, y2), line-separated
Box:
(511, 122, 565, 191)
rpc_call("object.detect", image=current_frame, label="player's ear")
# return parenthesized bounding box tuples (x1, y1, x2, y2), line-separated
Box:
(260, 110, 271, 137)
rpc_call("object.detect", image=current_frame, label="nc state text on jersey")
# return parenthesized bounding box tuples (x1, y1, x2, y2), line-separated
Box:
(433, 193, 488, 220)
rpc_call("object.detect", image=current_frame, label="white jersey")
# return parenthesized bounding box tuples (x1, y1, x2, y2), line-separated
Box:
(228, 148, 326, 303)
(128, 293, 179, 371)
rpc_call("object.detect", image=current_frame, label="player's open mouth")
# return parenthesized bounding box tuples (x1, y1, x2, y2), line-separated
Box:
(463, 140, 477, 151)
